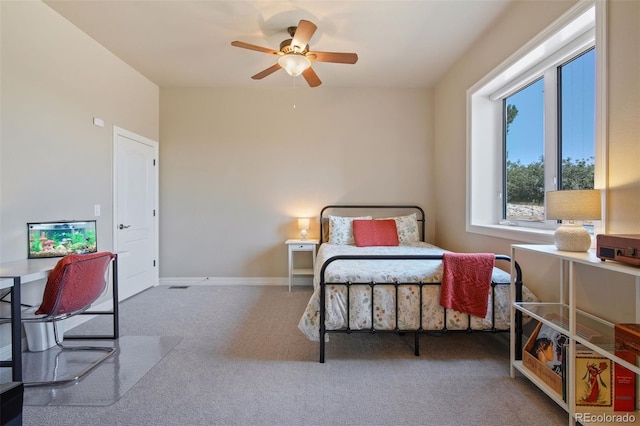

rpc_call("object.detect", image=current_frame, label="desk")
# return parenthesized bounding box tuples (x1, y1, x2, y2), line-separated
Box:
(0, 255, 119, 382)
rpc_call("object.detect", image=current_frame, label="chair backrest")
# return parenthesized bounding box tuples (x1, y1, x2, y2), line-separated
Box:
(36, 252, 116, 316)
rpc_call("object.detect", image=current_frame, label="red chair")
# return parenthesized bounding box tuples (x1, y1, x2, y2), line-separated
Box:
(18, 252, 116, 386)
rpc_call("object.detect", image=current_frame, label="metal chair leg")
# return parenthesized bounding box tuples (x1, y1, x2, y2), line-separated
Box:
(23, 321, 117, 387)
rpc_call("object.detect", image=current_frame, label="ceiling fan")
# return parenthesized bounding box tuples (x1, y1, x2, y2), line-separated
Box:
(231, 19, 358, 87)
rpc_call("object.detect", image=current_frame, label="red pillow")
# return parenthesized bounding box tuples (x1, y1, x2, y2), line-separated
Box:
(352, 219, 399, 247)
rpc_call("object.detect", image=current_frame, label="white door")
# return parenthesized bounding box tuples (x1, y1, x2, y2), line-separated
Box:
(113, 126, 158, 301)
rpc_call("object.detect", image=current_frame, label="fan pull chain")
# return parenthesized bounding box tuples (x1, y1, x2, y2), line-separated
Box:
(292, 76, 297, 109)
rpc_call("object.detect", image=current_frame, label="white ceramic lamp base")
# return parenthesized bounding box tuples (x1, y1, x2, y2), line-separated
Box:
(554, 223, 592, 252)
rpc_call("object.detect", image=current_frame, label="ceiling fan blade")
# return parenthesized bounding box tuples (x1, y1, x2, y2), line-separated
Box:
(291, 20, 317, 51)
(231, 41, 279, 56)
(307, 51, 358, 64)
(251, 63, 282, 80)
(302, 67, 322, 87)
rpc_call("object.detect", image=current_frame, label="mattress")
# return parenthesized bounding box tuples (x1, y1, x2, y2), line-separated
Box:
(298, 242, 537, 342)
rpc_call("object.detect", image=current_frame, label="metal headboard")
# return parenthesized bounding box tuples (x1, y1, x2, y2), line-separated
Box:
(319, 204, 426, 244)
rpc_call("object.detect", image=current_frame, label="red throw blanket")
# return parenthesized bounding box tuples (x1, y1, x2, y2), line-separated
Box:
(439, 253, 495, 318)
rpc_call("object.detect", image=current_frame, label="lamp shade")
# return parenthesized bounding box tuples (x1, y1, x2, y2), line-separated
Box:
(298, 218, 310, 231)
(298, 217, 310, 240)
(546, 189, 601, 221)
(546, 189, 601, 252)
(278, 54, 311, 77)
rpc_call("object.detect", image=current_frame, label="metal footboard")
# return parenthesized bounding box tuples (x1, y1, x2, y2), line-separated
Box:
(318, 254, 523, 363)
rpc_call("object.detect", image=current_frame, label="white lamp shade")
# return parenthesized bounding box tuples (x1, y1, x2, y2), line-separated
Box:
(298, 218, 310, 231)
(546, 189, 601, 220)
(546, 189, 601, 252)
(298, 217, 309, 241)
(278, 54, 311, 77)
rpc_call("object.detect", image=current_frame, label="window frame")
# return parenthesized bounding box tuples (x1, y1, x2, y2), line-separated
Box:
(466, 0, 606, 244)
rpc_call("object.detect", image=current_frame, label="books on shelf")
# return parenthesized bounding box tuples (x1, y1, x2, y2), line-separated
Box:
(522, 318, 637, 410)
(613, 349, 635, 412)
(575, 344, 636, 412)
(613, 323, 639, 412)
(535, 322, 566, 375)
(575, 344, 613, 408)
(523, 321, 566, 398)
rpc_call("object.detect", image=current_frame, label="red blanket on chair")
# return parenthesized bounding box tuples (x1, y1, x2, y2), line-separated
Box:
(439, 253, 495, 318)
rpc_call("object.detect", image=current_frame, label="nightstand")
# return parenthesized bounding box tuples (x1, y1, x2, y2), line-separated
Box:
(285, 239, 318, 291)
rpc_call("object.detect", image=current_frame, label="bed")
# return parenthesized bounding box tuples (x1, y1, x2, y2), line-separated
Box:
(297, 205, 534, 363)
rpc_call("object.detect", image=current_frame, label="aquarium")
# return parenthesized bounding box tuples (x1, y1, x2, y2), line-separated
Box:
(27, 220, 97, 259)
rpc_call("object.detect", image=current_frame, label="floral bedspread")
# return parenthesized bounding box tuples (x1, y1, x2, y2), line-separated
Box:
(297, 242, 537, 342)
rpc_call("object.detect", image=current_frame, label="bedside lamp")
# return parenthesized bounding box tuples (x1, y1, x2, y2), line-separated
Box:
(546, 189, 601, 252)
(298, 218, 310, 241)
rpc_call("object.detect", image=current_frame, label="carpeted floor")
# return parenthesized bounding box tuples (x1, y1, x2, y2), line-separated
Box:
(18, 285, 568, 425)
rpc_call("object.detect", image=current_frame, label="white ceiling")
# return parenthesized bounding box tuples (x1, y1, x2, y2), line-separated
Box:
(44, 0, 512, 89)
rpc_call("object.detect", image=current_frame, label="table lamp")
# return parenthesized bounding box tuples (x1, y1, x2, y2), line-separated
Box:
(546, 189, 601, 252)
(298, 218, 310, 240)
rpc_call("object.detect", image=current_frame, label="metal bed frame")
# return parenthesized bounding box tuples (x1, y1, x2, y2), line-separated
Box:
(316, 205, 523, 363)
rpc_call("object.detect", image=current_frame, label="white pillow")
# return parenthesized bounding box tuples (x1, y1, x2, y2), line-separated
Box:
(378, 213, 420, 243)
(328, 215, 372, 245)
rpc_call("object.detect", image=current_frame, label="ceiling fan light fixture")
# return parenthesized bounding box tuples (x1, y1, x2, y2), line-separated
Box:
(278, 53, 311, 77)
(232, 19, 357, 87)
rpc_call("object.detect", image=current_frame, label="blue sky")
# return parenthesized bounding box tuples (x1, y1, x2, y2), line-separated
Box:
(506, 49, 595, 165)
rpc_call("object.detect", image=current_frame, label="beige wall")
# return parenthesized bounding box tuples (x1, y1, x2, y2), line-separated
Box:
(0, 0, 158, 329)
(0, 0, 159, 266)
(433, 0, 640, 323)
(159, 87, 434, 277)
(607, 0, 640, 233)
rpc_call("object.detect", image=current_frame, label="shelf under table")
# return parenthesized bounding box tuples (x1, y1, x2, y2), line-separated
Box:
(515, 302, 640, 375)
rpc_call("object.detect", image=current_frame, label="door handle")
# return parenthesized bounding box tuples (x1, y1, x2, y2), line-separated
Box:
(119, 224, 132, 230)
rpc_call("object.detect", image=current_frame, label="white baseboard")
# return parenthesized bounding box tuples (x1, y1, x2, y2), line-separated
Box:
(159, 277, 289, 286)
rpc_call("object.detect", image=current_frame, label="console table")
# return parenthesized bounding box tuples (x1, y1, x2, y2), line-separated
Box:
(510, 244, 640, 425)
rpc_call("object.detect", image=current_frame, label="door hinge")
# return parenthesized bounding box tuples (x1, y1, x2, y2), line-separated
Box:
(153, 209, 156, 217)
(153, 159, 156, 166)
(153, 260, 156, 267)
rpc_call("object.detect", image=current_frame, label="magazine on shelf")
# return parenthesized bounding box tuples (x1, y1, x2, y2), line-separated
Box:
(523, 321, 566, 398)
(575, 344, 613, 408)
(530, 323, 568, 377)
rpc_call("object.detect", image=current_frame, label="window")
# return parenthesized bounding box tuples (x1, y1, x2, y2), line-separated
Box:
(504, 78, 545, 222)
(503, 49, 595, 223)
(467, 0, 605, 243)
(558, 49, 596, 191)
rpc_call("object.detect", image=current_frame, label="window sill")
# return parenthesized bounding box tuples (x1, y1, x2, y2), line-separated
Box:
(467, 223, 555, 245)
